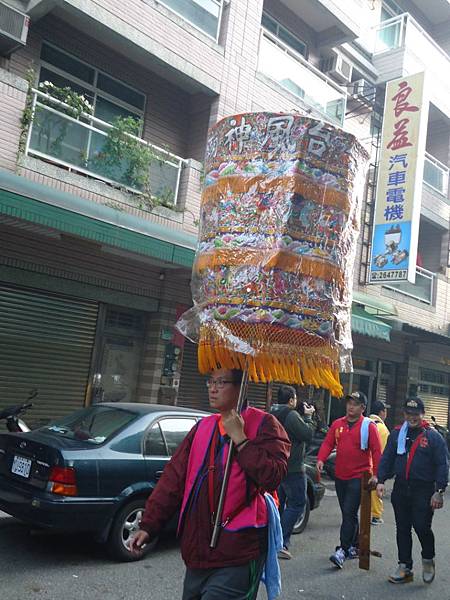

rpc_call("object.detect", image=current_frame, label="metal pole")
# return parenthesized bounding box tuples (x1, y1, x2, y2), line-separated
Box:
(210, 369, 249, 549)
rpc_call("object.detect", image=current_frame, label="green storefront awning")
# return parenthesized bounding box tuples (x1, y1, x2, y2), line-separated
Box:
(353, 290, 398, 316)
(351, 305, 392, 341)
(0, 171, 196, 268)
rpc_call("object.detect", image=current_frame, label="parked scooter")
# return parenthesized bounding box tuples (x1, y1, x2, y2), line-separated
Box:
(0, 389, 37, 432)
(430, 416, 450, 454)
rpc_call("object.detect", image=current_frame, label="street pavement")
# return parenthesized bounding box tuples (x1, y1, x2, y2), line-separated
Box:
(1, 480, 449, 600)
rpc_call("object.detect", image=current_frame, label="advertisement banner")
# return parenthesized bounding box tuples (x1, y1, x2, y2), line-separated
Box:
(369, 72, 429, 284)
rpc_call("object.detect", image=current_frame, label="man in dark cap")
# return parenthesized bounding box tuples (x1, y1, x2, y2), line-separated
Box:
(377, 397, 448, 585)
(318, 391, 381, 568)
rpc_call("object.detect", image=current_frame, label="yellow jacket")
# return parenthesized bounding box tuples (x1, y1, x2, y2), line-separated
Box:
(369, 414, 389, 450)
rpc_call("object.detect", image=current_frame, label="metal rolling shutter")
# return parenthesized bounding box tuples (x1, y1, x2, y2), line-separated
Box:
(420, 393, 449, 428)
(247, 382, 270, 410)
(177, 340, 209, 411)
(0, 284, 98, 428)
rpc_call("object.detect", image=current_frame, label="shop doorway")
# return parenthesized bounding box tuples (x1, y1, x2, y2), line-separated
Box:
(90, 306, 146, 404)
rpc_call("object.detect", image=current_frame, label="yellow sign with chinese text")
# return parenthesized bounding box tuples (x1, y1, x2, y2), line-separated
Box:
(369, 72, 429, 284)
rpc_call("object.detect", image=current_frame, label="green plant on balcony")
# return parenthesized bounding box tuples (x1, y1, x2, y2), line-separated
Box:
(38, 81, 94, 118)
(92, 116, 175, 209)
(30, 82, 95, 158)
(18, 66, 37, 160)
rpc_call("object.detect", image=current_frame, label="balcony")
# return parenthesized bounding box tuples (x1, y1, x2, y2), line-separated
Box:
(277, 0, 362, 45)
(423, 152, 449, 198)
(258, 29, 346, 126)
(384, 266, 436, 305)
(157, 0, 224, 41)
(373, 14, 450, 117)
(25, 89, 185, 208)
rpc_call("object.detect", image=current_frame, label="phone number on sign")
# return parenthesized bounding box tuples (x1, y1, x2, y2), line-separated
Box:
(370, 270, 407, 281)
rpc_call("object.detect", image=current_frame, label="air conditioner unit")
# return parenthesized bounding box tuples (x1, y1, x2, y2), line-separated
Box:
(352, 79, 376, 100)
(320, 52, 353, 83)
(0, 1, 29, 57)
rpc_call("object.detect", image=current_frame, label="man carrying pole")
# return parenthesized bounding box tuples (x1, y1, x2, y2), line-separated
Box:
(133, 112, 369, 596)
(130, 368, 290, 600)
(317, 392, 381, 569)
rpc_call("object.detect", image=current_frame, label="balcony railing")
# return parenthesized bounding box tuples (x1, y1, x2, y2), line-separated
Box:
(25, 89, 186, 207)
(258, 29, 346, 126)
(423, 152, 449, 197)
(384, 266, 435, 305)
(374, 13, 450, 64)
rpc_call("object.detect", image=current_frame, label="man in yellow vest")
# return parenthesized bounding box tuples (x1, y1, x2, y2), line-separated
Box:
(369, 400, 390, 525)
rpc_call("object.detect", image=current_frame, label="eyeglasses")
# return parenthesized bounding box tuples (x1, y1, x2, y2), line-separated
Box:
(206, 378, 236, 390)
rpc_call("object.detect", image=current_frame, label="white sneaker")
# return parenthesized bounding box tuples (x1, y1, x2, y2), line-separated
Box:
(422, 558, 435, 584)
(388, 563, 413, 584)
(329, 547, 346, 569)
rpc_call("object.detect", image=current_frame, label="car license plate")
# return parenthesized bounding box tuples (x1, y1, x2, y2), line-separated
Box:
(11, 455, 32, 478)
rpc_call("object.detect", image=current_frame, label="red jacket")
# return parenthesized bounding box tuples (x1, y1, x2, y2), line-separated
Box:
(139, 412, 290, 569)
(317, 416, 381, 480)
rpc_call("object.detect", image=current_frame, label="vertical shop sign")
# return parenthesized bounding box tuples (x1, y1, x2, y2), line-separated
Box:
(369, 72, 428, 283)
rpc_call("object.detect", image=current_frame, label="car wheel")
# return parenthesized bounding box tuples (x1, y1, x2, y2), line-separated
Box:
(292, 496, 311, 535)
(108, 498, 158, 562)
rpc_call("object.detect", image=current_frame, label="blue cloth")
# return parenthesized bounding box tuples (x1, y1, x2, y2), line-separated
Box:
(278, 471, 307, 548)
(397, 421, 408, 454)
(360, 417, 372, 450)
(261, 493, 283, 600)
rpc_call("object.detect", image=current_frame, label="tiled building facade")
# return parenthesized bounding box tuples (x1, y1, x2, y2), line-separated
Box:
(0, 0, 448, 427)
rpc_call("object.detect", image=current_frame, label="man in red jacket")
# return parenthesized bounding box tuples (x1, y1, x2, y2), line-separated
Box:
(317, 391, 381, 569)
(130, 368, 290, 599)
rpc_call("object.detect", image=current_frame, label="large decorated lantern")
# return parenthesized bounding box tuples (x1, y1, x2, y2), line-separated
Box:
(177, 113, 369, 397)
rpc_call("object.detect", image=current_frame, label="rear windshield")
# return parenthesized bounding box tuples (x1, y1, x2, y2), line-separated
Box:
(41, 406, 137, 444)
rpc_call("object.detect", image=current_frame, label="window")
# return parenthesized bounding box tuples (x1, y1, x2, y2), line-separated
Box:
(160, 418, 197, 455)
(261, 11, 307, 58)
(43, 406, 137, 444)
(381, 0, 403, 21)
(145, 422, 168, 456)
(39, 42, 146, 126)
(159, 0, 223, 41)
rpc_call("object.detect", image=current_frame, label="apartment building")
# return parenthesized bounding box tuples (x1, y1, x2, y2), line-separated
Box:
(0, 0, 448, 427)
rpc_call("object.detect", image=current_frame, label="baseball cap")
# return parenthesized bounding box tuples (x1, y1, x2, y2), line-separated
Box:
(371, 400, 390, 414)
(345, 391, 368, 406)
(403, 397, 425, 414)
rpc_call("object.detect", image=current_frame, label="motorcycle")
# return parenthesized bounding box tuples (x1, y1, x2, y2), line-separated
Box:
(430, 416, 450, 454)
(0, 389, 37, 432)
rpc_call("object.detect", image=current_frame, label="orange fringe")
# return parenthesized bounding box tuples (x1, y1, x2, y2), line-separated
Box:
(201, 174, 350, 213)
(194, 249, 344, 287)
(198, 325, 343, 397)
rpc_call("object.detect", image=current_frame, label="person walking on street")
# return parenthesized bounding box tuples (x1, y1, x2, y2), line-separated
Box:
(130, 368, 290, 600)
(271, 385, 315, 560)
(317, 391, 381, 569)
(369, 400, 390, 525)
(376, 397, 448, 585)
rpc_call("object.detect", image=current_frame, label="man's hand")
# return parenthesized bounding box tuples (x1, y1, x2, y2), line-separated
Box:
(376, 483, 385, 499)
(368, 475, 378, 490)
(129, 530, 150, 555)
(316, 460, 324, 473)
(222, 410, 246, 446)
(431, 491, 444, 510)
(303, 404, 315, 417)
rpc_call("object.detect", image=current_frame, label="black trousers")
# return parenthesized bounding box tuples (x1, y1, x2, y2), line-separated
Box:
(391, 480, 435, 569)
(335, 477, 361, 552)
(182, 554, 266, 600)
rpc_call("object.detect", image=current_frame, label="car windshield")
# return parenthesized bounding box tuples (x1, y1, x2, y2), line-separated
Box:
(41, 406, 137, 444)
